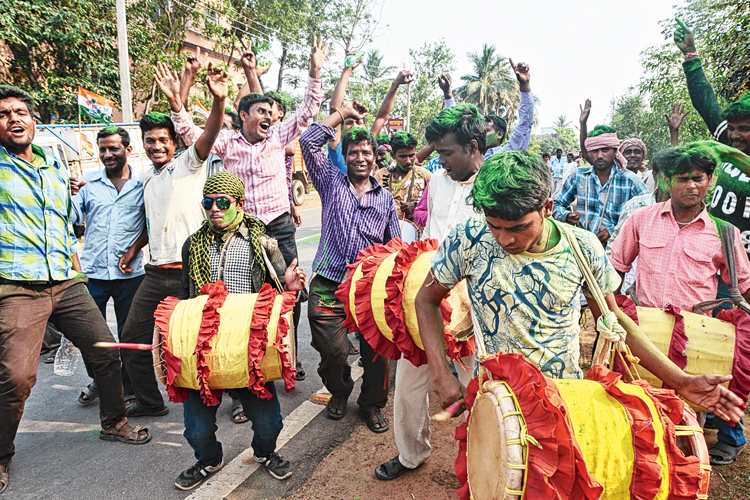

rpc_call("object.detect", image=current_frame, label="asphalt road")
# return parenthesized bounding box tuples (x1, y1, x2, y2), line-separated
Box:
(7, 206, 375, 500)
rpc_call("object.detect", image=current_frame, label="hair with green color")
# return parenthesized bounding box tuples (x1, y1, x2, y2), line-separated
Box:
(723, 91, 750, 123)
(652, 143, 718, 179)
(469, 150, 551, 220)
(390, 131, 417, 154)
(376, 133, 390, 146)
(425, 104, 486, 152)
(139, 112, 176, 141)
(587, 125, 617, 137)
(96, 126, 130, 147)
(342, 127, 378, 156)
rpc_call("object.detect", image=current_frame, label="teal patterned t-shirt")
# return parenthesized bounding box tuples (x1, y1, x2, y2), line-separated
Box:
(432, 215, 620, 379)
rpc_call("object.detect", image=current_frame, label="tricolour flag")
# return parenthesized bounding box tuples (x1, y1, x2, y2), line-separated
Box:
(193, 100, 210, 119)
(78, 87, 115, 124)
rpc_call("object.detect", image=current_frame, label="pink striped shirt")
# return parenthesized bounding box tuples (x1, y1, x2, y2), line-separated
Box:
(610, 201, 750, 314)
(171, 78, 323, 224)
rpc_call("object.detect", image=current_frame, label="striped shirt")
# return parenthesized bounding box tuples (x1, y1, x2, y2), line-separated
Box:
(0, 143, 78, 281)
(553, 163, 648, 234)
(300, 123, 401, 283)
(171, 78, 324, 224)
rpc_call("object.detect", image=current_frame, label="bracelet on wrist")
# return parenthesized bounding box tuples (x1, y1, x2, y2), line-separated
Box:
(684, 52, 699, 59)
(337, 110, 346, 124)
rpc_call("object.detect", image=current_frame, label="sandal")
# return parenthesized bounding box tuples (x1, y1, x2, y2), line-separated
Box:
(99, 419, 152, 445)
(78, 384, 99, 406)
(361, 406, 389, 434)
(44, 352, 56, 364)
(231, 398, 249, 424)
(294, 361, 306, 381)
(375, 455, 418, 481)
(0, 464, 7, 494)
(348, 342, 359, 355)
(709, 441, 744, 466)
(326, 395, 348, 420)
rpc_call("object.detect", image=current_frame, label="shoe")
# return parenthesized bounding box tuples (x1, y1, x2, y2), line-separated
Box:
(174, 459, 224, 490)
(254, 451, 293, 480)
(126, 401, 169, 417)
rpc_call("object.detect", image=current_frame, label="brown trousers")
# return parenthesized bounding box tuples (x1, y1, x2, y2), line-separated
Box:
(0, 278, 126, 465)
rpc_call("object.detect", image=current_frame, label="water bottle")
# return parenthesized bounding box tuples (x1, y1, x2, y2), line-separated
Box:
(54, 335, 81, 376)
(345, 52, 363, 68)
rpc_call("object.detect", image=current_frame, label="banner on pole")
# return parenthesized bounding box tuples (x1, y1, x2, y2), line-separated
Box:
(387, 118, 404, 131)
(78, 87, 115, 124)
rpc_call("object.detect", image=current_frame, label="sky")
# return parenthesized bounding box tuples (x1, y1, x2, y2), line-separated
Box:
(265, 0, 685, 133)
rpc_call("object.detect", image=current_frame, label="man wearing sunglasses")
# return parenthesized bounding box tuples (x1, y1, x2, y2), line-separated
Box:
(174, 172, 307, 490)
(113, 62, 228, 418)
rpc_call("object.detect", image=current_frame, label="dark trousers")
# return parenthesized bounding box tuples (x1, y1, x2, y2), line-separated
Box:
(307, 274, 388, 409)
(182, 384, 283, 466)
(265, 212, 301, 356)
(120, 265, 184, 410)
(0, 278, 126, 465)
(83, 276, 145, 395)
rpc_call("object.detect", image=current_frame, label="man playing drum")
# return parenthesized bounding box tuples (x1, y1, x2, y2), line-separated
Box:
(375, 104, 484, 481)
(611, 144, 750, 465)
(173, 172, 307, 490)
(418, 150, 746, 432)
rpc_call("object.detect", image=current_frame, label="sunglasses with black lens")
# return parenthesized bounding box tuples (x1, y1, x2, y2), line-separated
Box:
(202, 197, 233, 210)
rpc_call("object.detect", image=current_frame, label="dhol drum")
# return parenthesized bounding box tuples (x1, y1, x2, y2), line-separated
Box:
(153, 281, 297, 405)
(336, 238, 474, 366)
(458, 353, 711, 500)
(399, 218, 421, 243)
(616, 295, 750, 411)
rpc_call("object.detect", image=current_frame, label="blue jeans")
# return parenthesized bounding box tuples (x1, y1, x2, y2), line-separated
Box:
(182, 384, 283, 466)
(83, 276, 145, 395)
(706, 415, 747, 447)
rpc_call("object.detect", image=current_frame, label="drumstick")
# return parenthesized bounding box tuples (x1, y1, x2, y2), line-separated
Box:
(93, 342, 153, 351)
(431, 400, 465, 422)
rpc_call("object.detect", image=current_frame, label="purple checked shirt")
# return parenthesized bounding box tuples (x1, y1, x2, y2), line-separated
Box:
(300, 123, 401, 283)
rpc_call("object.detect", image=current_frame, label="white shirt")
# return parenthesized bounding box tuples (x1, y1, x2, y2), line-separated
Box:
(422, 169, 477, 242)
(143, 145, 206, 265)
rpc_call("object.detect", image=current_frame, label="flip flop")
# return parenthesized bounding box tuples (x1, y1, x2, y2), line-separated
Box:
(294, 361, 306, 381)
(231, 398, 249, 424)
(709, 441, 744, 466)
(326, 395, 348, 420)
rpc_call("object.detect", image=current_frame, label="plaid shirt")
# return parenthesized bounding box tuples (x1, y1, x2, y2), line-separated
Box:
(553, 163, 648, 234)
(300, 123, 401, 283)
(0, 143, 78, 281)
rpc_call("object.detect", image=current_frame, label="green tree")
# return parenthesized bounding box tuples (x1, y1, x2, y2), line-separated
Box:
(360, 49, 395, 88)
(454, 44, 517, 118)
(540, 136, 565, 156)
(0, 0, 120, 122)
(553, 115, 570, 128)
(407, 39, 456, 141)
(553, 127, 578, 152)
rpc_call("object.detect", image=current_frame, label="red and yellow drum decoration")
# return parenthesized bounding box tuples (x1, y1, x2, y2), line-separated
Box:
(153, 281, 297, 406)
(335, 238, 474, 366)
(616, 295, 750, 411)
(458, 353, 711, 500)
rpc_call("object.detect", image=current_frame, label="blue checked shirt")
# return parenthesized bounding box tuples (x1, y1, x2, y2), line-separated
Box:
(0, 143, 79, 281)
(553, 163, 648, 235)
(300, 123, 401, 283)
(72, 166, 146, 280)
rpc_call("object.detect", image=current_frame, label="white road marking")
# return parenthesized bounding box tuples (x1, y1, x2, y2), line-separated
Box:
(17, 421, 100, 433)
(294, 232, 321, 244)
(187, 360, 364, 500)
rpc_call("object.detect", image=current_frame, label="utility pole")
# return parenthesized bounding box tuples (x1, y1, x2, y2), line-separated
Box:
(405, 82, 411, 132)
(116, 0, 133, 122)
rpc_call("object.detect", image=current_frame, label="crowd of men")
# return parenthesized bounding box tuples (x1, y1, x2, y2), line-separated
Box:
(1, 18, 749, 495)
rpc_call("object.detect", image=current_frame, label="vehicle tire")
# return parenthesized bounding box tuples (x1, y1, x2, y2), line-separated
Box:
(292, 179, 305, 206)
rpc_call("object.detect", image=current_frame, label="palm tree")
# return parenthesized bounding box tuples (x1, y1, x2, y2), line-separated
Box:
(454, 44, 518, 117)
(361, 49, 396, 88)
(553, 115, 571, 128)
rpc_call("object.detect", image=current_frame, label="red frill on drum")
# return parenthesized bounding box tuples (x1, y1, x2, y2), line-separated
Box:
(153, 296, 190, 404)
(195, 281, 229, 406)
(271, 290, 299, 394)
(455, 353, 603, 500)
(246, 283, 276, 400)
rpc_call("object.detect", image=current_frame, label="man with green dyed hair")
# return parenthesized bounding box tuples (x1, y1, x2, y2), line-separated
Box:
(373, 131, 431, 231)
(417, 149, 745, 443)
(554, 107, 648, 244)
(611, 142, 750, 465)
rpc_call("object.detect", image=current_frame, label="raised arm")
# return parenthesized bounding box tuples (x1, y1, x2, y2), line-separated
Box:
(371, 70, 415, 137)
(504, 58, 533, 151)
(674, 18, 727, 142)
(194, 64, 228, 161)
(415, 75, 454, 162)
(665, 102, 691, 146)
(180, 47, 208, 110)
(326, 63, 359, 149)
(234, 59, 271, 109)
(579, 99, 591, 163)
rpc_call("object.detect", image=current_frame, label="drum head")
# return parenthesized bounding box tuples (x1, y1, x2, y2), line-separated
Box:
(399, 219, 419, 244)
(467, 382, 523, 500)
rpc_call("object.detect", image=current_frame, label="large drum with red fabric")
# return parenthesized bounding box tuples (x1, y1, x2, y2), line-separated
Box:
(152, 281, 297, 406)
(616, 295, 750, 411)
(335, 238, 474, 366)
(458, 353, 711, 500)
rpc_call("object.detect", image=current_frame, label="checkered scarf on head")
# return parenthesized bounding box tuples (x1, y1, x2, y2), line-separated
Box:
(619, 138, 648, 170)
(585, 133, 627, 170)
(189, 172, 266, 290)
